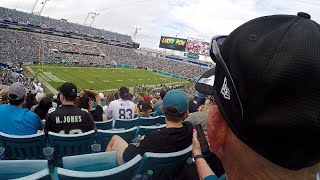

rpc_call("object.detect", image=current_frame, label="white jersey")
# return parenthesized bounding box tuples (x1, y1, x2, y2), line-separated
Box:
(107, 99, 135, 120)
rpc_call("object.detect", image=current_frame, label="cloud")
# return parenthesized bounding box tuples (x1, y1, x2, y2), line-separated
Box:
(1, 0, 320, 49)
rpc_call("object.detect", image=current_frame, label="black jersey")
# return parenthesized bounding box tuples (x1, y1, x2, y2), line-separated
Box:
(45, 105, 96, 134)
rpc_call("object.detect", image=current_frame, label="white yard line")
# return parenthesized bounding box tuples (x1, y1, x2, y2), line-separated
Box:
(26, 67, 58, 94)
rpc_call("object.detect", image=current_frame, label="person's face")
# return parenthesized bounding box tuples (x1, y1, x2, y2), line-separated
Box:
(89, 98, 94, 108)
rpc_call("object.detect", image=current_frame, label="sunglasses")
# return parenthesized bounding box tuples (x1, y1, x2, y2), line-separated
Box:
(210, 36, 244, 118)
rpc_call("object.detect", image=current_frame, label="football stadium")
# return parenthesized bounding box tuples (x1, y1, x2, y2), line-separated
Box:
(1, 1, 320, 180)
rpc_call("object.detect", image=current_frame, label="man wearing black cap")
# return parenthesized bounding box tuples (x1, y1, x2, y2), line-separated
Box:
(106, 89, 192, 180)
(45, 82, 95, 134)
(107, 86, 135, 121)
(193, 12, 320, 179)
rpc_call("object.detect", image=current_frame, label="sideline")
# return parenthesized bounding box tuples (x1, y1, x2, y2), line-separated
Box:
(26, 66, 58, 94)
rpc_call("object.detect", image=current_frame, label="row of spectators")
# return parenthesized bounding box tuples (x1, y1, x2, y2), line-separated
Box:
(0, 29, 208, 79)
(0, 67, 33, 89)
(0, 7, 132, 43)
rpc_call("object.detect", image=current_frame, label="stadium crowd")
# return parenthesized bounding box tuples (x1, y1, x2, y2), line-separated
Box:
(0, 67, 33, 89)
(0, 7, 132, 43)
(0, 10, 320, 180)
(0, 28, 208, 79)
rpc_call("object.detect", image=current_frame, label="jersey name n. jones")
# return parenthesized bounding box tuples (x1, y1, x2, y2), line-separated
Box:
(55, 116, 82, 124)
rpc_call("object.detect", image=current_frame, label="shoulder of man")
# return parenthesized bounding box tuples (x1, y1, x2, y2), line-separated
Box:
(24, 109, 41, 119)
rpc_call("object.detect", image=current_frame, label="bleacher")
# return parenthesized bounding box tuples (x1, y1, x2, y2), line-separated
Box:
(0, 116, 191, 179)
(0, 7, 133, 44)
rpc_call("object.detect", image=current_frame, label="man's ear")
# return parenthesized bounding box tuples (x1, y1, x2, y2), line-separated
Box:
(182, 110, 189, 120)
(22, 96, 27, 104)
(207, 105, 228, 154)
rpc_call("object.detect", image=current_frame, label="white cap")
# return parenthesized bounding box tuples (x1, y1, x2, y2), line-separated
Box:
(38, 83, 42, 86)
(35, 93, 46, 103)
(99, 93, 105, 100)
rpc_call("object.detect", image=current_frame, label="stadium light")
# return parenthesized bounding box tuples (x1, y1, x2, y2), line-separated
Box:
(133, 26, 141, 42)
(31, 0, 38, 14)
(84, 12, 99, 27)
(38, 0, 50, 16)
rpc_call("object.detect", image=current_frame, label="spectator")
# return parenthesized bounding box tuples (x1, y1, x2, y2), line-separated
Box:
(106, 89, 192, 168)
(0, 82, 43, 135)
(185, 97, 215, 130)
(78, 89, 103, 122)
(196, 91, 206, 108)
(188, 95, 198, 113)
(34, 82, 44, 93)
(45, 82, 95, 134)
(107, 87, 135, 120)
(151, 97, 157, 107)
(30, 92, 46, 112)
(47, 93, 58, 108)
(34, 96, 53, 120)
(99, 92, 107, 107)
(25, 92, 37, 109)
(193, 13, 320, 179)
(198, 98, 212, 113)
(154, 89, 166, 109)
(153, 89, 167, 117)
(138, 101, 152, 117)
(0, 86, 9, 105)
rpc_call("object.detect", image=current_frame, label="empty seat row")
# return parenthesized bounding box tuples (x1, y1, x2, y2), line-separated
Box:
(96, 115, 166, 130)
(0, 124, 166, 166)
(0, 144, 192, 179)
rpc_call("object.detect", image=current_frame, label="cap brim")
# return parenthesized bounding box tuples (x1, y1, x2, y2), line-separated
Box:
(195, 68, 215, 95)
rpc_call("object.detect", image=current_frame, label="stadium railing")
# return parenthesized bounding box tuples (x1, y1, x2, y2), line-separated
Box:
(48, 130, 96, 166)
(136, 144, 193, 180)
(0, 160, 49, 179)
(54, 154, 142, 180)
(96, 127, 138, 151)
(0, 131, 47, 160)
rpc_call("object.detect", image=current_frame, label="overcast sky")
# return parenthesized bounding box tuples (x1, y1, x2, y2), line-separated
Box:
(1, 0, 320, 49)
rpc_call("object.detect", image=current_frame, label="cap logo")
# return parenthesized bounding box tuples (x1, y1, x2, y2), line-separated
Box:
(72, 89, 75, 93)
(198, 75, 215, 87)
(220, 77, 230, 100)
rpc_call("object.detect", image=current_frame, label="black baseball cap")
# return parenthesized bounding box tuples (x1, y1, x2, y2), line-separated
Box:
(119, 87, 130, 100)
(59, 82, 77, 100)
(196, 12, 320, 169)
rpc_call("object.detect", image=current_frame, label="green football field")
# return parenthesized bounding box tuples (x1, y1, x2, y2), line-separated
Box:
(28, 65, 186, 91)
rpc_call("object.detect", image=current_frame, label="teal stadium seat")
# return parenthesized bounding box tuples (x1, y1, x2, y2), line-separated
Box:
(62, 151, 118, 172)
(55, 154, 142, 180)
(158, 115, 166, 124)
(96, 127, 138, 150)
(0, 160, 50, 180)
(95, 119, 113, 130)
(114, 118, 139, 129)
(136, 145, 192, 180)
(48, 130, 96, 166)
(139, 116, 164, 126)
(136, 124, 166, 137)
(0, 132, 46, 160)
